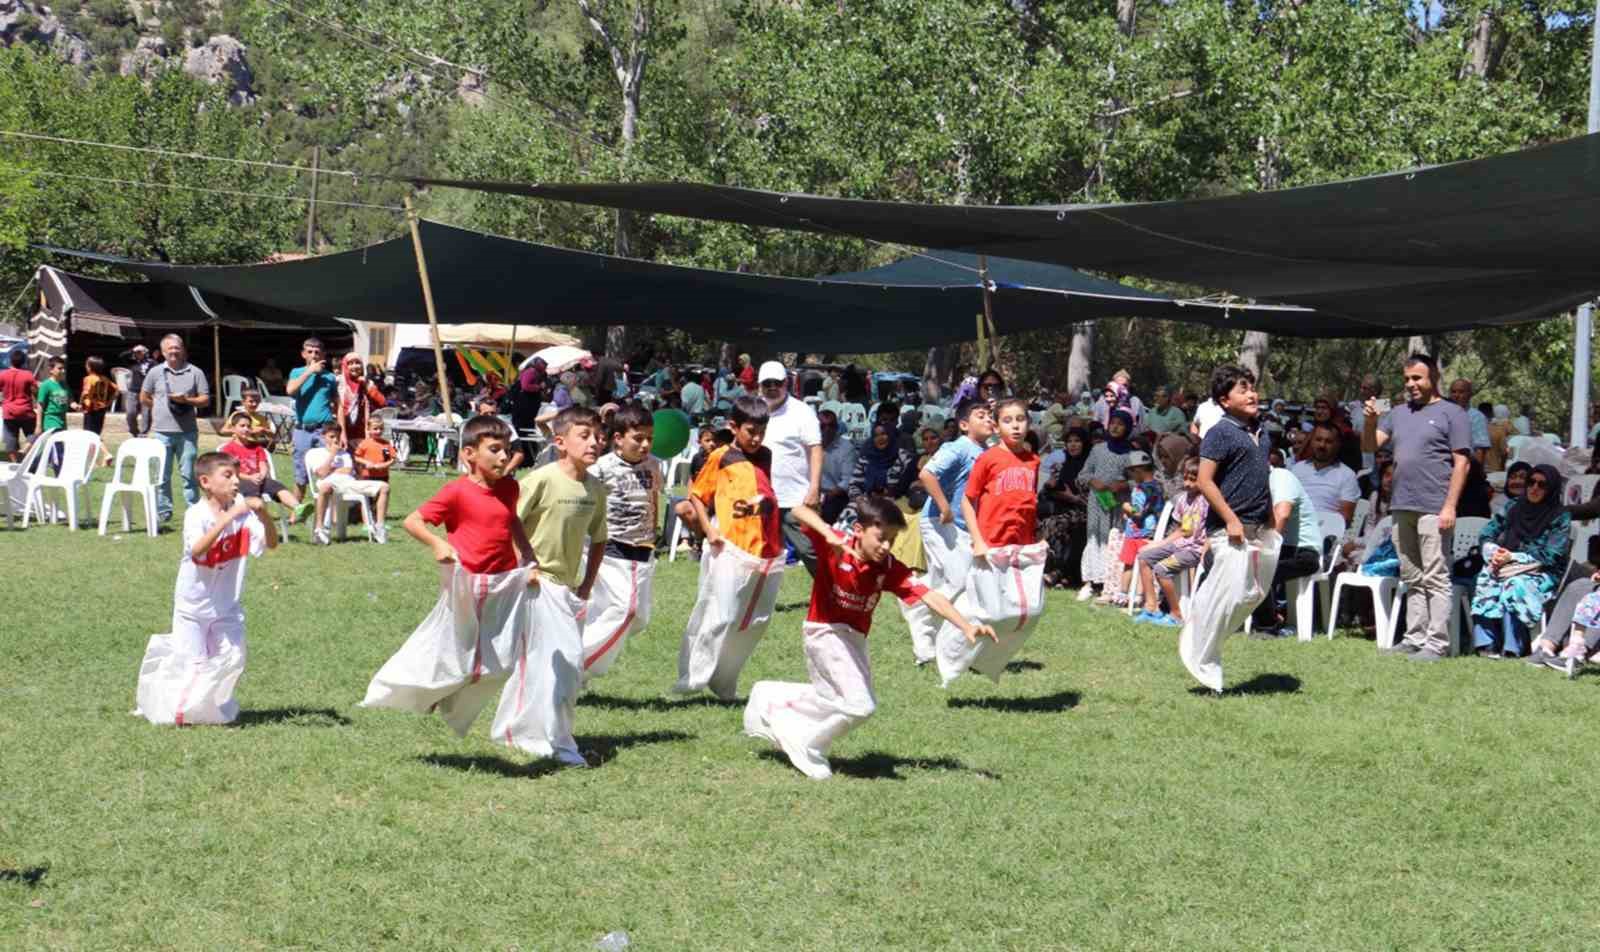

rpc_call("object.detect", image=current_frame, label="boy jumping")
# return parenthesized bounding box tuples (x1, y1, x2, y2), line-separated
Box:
(746, 496, 994, 779)
(134, 451, 278, 725)
(1178, 365, 1278, 693)
(581, 404, 663, 683)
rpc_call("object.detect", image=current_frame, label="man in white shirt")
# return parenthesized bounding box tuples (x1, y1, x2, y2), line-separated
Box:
(1449, 378, 1491, 464)
(1190, 397, 1224, 440)
(758, 360, 824, 575)
(1290, 422, 1359, 525)
(817, 408, 858, 523)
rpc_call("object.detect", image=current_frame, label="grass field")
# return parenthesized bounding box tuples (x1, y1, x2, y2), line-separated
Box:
(4, 459, 1598, 950)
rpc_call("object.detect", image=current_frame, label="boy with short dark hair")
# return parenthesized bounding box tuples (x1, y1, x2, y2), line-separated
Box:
(937, 397, 1048, 686)
(364, 414, 547, 749)
(220, 411, 300, 517)
(674, 395, 785, 699)
(580, 404, 663, 682)
(1178, 365, 1278, 692)
(134, 451, 279, 725)
(905, 398, 994, 665)
(499, 405, 610, 764)
(311, 421, 391, 544)
(746, 496, 995, 779)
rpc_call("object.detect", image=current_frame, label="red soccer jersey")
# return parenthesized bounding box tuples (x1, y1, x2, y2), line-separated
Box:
(964, 443, 1041, 547)
(219, 439, 269, 480)
(415, 476, 522, 575)
(804, 526, 927, 635)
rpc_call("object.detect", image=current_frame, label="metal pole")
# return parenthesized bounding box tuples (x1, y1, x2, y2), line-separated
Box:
(977, 254, 998, 367)
(212, 322, 221, 421)
(403, 194, 453, 421)
(1572, 3, 1600, 447)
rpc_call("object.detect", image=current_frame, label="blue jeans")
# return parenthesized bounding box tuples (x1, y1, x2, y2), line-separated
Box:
(291, 426, 326, 486)
(155, 430, 199, 521)
(1473, 614, 1531, 658)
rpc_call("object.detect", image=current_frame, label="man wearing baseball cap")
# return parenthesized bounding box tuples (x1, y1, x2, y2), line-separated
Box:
(121, 343, 157, 437)
(757, 359, 824, 575)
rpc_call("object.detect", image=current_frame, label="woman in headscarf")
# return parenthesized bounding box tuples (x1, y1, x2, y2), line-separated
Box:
(1077, 409, 1134, 600)
(335, 352, 387, 445)
(849, 422, 917, 502)
(1091, 380, 1127, 429)
(1468, 463, 1571, 658)
(1491, 461, 1531, 517)
(1040, 426, 1091, 589)
(514, 355, 548, 430)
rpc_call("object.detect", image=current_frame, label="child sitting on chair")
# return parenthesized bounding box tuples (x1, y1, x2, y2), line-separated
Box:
(220, 411, 300, 519)
(311, 421, 390, 544)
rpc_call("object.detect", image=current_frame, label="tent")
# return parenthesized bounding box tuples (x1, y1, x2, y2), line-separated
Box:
(413, 131, 1600, 333)
(39, 220, 1313, 353)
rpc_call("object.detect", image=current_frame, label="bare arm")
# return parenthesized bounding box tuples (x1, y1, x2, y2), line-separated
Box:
(805, 442, 823, 507)
(1196, 458, 1243, 545)
(188, 501, 251, 558)
(1272, 500, 1292, 534)
(576, 540, 605, 599)
(690, 494, 720, 546)
(788, 503, 843, 546)
(960, 493, 988, 557)
(1361, 398, 1389, 452)
(1338, 499, 1356, 524)
(403, 510, 455, 563)
(917, 589, 996, 644)
(252, 498, 279, 551)
(918, 466, 953, 523)
(510, 514, 535, 567)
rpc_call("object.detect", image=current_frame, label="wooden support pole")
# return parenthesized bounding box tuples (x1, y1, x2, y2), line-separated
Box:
(506, 323, 518, 389)
(404, 194, 452, 421)
(212, 322, 221, 419)
(977, 254, 999, 368)
(304, 145, 320, 255)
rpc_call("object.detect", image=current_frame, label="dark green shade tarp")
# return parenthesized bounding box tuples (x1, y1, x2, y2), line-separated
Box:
(39, 220, 1310, 352)
(413, 132, 1600, 331)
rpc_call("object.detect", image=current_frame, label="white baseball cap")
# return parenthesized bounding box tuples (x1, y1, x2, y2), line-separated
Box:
(757, 360, 787, 383)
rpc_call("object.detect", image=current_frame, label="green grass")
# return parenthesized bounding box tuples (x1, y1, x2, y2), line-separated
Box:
(3, 459, 1597, 950)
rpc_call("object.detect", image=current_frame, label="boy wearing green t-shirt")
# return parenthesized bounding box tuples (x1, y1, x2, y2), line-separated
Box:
(35, 357, 71, 471)
(503, 405, 608, 766)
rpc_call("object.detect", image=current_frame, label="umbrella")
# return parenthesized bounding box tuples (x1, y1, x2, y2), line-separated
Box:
(519, 345, 592, 375)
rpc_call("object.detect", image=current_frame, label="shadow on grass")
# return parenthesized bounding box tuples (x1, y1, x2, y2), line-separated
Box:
(775, 600, 810, 613)
(1188, 673, 1302, 698)
(1004, 660, 1045, 673)
(232, 707, 353, 728)
(578, 692, 744, 711)
(420, 730, 695, 777)
(0, 865, 47, 888)
(946, 690, 1080, 713)
(758, 749, 1001, 782)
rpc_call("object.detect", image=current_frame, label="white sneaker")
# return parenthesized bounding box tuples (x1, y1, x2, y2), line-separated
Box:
(312, 527, 331, 546)
(1076, 583, 1095, 602)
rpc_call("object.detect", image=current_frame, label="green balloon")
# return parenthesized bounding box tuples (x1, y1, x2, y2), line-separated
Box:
(651, 409, 692, 459)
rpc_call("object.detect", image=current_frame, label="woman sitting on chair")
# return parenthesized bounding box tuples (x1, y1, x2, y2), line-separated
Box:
(1468, 464, 1570, 659)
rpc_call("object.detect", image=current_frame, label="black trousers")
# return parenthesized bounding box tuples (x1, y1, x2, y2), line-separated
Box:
(1251, 545, 1322, 627)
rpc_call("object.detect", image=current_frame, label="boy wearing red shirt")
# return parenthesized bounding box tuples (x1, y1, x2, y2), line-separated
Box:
(962, 397, 1042, 557)
(219, 411, 301, 518)
(745, 496, 994, 780)
(361, 415, 541, 745)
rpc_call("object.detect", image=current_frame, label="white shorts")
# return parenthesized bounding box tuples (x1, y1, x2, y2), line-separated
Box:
(325, 474, 387, 498)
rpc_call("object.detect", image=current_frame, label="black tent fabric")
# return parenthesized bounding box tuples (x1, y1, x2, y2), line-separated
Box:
(39, 221, 1315, 352)
(36, 265, 344, 338)
(412, 132, 1600, 331)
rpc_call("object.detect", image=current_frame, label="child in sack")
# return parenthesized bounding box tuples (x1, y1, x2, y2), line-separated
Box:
(581, 404, 663, 683)
(936, 397, 1048, 685)
(746, 496, 995, 780)
(674, 395, 785, 699)
(500, 405, 609, 764)
(134, 452, 278, 725)
(362, 416, 541, 747)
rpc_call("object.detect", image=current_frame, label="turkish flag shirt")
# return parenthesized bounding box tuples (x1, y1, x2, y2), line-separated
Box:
(174, 502, 267, 620)
(804, 526, 927, 635)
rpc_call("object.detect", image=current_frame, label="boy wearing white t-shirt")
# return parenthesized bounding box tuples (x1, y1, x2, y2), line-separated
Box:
(134, 451, 279, 725)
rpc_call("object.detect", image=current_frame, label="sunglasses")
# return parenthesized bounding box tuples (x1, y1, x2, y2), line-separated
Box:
(1529, 478, 1551, 488)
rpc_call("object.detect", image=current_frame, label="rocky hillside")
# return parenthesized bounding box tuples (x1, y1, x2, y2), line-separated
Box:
(1, 0, 254, 103)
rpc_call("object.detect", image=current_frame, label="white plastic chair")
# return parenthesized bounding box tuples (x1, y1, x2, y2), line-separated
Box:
(304, 446, 375, 542)
(1284, 512, 1347, 641)
(1447, 516, 1491, 656)
(1328, 571, 1402, 648)
(97, 437, 164, 537)
(21, 430, 102, 530)
(1, 435, 51, 529)
(220, 374, 251, 419)
(263, 452, 293, 542)
(837, 403, 870, 443)
(1566, 473, 1600, 506)
(1125, 501, 1174, 617)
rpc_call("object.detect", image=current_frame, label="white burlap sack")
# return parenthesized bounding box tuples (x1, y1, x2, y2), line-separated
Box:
(936, 542, 1049, 687)
(490, 575, 584, 762)
(1179, 527, 1283, 693)
(747, 622, 877, 780)
(903, 518, 973, 664)
(674, 541, 784, 700)
(134, 616, 247, 726)
(361, 564, 533, 738)
(580, 555, 655, 684)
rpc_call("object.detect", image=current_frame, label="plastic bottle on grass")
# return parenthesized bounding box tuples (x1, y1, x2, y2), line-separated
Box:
(596, 931, 630, 951)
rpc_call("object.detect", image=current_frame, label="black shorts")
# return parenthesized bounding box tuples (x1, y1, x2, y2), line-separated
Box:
(3, 415, 35, 453)
(604, 540, 655, 563)
(239, 477, 290, 499)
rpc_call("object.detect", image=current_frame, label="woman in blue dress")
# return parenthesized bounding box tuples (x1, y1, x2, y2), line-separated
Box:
(1469, 464, 1570, 659)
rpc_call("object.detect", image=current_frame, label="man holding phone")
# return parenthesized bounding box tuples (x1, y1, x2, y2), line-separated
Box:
(286, 337, 338, 498)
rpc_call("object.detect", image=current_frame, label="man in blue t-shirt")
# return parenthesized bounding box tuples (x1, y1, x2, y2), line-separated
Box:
(285, 336, 338, 495)
(902, 399, 994, 665)
(1365, 353, 1471, 662)
(1180, 364, 1276, 693)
